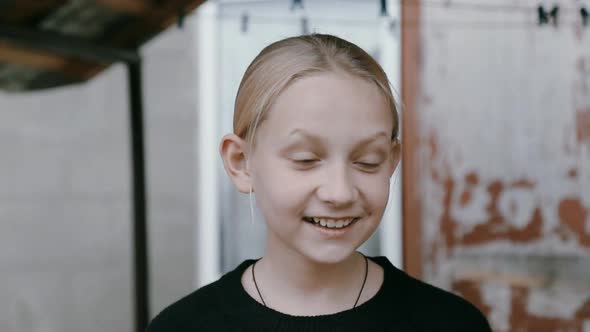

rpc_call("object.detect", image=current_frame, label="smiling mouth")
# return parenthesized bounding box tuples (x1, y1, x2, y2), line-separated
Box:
(302, 217, 361, 230)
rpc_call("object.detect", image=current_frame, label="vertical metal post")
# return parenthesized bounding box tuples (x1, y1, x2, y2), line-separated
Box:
(127, 60, 150, 332)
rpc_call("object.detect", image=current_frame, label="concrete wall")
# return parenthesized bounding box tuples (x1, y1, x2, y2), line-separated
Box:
(414, 0, 590, 331)
(0, 24, 198, 332)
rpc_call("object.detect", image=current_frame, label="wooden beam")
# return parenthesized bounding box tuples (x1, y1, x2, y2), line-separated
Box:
(94, 0, 153, 15)
(1, 0, 154, 22)
(107, 0, 206, 48)
(0, 0, 206, 86)
(0, 41, 97, 79)
(95, 0, 202, 20)
(159, 0, 207, 28)
(0, 23, 140, 63)
(402, 0, 423, 278)
(0, 1, 68, 24)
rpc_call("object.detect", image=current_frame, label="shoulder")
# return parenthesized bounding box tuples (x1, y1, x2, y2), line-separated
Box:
(146, 281, 220, 332)
(371, 257, 491, 331)
(147, 260, 254, 332)
(403, 273, 492, 331)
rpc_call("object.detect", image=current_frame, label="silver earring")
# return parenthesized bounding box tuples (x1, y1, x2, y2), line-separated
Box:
(249, 183, 255, 225)
(246, 159, 255, 224)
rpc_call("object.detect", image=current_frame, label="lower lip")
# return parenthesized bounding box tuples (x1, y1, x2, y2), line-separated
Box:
(304, 218, 360, 238)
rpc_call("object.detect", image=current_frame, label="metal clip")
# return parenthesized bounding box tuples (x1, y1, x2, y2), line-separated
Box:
(537, 5, 559, 27)
(241, 12, 249, 33)
(380, 0, 388, 17)
(291, 0, 304, 11)
(301, 16, 308, 34)
(177, 6, 186, 29)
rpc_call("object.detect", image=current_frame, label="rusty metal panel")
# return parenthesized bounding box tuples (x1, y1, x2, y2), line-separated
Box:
(414, 1, 590, 331)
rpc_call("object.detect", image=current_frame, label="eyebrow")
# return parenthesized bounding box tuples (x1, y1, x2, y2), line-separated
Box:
(286, 128, 389, 147)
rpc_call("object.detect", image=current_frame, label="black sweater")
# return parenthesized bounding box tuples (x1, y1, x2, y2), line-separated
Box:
(147, 256, 492, 331)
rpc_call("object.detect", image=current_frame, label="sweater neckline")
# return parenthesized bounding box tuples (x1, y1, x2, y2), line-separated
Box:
(216, 255, 408, 330)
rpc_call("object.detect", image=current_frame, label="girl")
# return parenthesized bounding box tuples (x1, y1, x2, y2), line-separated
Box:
(148, 34, 491, 331)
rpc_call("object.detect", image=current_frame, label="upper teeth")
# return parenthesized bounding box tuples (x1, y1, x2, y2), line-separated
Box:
(309, 217, 355, 229)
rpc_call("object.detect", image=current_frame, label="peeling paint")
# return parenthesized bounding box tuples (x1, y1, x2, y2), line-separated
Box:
(438, 175, 545, 247)
(527, 287, 590, 319)
(498, 186, 537, 230)
(577, 108, 590, 145)
(511, 287, 580, 331)
(451, 278, 590, 332)
(481, 283, 512, 332)
(418, 0, 590, 330)
(559, 198, 590, 246)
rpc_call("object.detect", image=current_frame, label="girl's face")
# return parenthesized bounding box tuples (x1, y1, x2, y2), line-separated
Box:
(249, 72, 399, 264)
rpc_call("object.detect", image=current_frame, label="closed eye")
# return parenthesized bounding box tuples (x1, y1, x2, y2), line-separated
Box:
(294, 160, 380, 168)
(294, 159, 318, 164)
(357, 162, 380, 168)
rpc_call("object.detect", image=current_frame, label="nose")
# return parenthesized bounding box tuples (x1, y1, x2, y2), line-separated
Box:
(316, 162, 358, 206)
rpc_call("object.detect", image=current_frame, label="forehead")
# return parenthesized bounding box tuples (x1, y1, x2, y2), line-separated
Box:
(259, 72, 392, 143)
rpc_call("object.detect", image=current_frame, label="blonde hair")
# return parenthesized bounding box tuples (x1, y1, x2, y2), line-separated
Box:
(233, 33, 399, 152)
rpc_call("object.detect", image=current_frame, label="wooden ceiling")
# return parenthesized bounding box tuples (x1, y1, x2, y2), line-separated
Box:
(0, 0, 205, 91)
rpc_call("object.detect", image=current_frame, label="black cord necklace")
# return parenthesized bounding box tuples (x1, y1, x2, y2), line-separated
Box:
(251, 253, 369, 309)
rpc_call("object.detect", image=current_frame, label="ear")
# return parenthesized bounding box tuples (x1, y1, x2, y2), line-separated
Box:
(387, 139, 401, 178)
(219, 133, 252, 194)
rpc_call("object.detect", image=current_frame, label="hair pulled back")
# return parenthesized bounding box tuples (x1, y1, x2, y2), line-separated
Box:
(233, 33, 400, 151)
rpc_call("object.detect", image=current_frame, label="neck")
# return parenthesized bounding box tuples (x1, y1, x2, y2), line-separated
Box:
(252, 233, 366, 314)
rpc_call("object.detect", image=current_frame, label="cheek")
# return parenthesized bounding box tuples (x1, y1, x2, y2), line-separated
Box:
(254, 165, 305, 214)
(261, 170, 304, 198)
(360, 175, 392, 206)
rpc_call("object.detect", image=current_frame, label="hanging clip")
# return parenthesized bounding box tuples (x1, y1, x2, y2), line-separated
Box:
(291, 0, 304, 11)
(177, 6, 186, 28)
(581, 6, 589, 27)
(241, 12, 249, 33)
(380, 0, 388, 16)
(537, 5, 549, 25)
(549, 5, 559, 27)
(301, 16, 309, 34)
(389, 18, 399, 33)
(537, 5, 559, 27)
(291, 0, 306, 34)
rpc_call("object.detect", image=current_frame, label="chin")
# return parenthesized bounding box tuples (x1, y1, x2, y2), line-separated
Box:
(298, 244, 360, 265)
